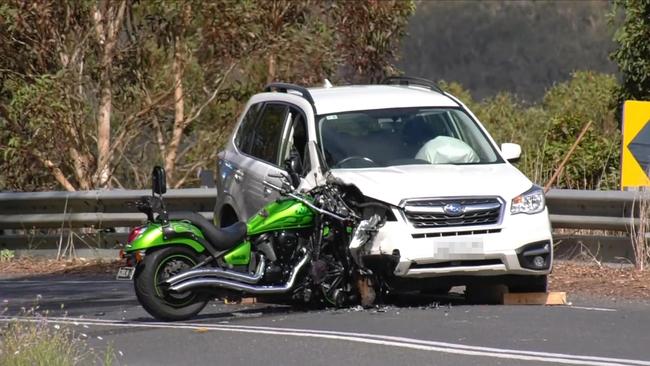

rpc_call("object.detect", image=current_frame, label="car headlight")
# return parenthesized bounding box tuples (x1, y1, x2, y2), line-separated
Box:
(511, 185, 545, 215)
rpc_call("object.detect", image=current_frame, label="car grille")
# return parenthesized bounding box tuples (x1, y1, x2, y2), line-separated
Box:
(403, 198, 502, 229)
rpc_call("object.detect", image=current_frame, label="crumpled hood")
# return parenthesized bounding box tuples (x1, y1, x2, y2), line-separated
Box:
(330, 164, 534, 206)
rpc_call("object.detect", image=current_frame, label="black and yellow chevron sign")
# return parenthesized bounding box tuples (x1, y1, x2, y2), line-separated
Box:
(622, 101, 650, 188)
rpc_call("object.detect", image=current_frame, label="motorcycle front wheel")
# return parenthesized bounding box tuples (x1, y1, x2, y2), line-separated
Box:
(134, 246, 208, 321)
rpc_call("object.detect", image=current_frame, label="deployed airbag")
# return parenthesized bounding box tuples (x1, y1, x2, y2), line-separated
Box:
(415, 136, 480, 164)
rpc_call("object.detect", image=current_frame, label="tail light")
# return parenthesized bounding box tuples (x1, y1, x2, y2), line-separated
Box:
(127, 226, 145, 244)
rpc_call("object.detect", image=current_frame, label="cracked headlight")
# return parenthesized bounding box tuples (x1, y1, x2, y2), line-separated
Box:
(511, 185, 545, 215)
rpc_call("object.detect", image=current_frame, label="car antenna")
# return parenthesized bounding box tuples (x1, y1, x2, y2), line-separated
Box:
(323, 79, 333, 88)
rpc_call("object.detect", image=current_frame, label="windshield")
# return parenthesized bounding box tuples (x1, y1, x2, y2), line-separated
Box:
(318, 107, 502, 169)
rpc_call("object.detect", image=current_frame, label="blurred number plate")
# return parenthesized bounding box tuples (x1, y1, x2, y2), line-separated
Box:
(434, 239, 484, 259)
(116, 267, 135, 280)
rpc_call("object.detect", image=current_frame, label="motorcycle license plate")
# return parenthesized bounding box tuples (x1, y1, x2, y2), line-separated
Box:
(116, 266, 135, 280)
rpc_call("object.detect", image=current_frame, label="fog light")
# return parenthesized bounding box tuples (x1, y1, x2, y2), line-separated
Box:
(516, 241, 552, 270)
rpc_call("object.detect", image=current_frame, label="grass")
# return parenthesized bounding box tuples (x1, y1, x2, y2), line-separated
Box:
(631, 188, 650, 271)
(0, 312, 115, 366)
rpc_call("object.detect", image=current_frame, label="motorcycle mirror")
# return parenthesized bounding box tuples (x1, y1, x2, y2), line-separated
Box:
(152, 166, 167, 195)
(284, 155, 302, 189)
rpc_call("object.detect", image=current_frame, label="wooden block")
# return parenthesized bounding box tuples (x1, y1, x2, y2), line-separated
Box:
(503, 291, 567, 305)
(240, 297, 258, 304)
(224, 297, 258, 305)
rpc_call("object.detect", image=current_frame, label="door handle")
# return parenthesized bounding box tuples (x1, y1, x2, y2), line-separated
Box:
(233, 169, 244, 183)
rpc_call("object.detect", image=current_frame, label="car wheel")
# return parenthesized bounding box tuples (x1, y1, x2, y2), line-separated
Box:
(465, 284, 507, 304)
(508, 275, 548, 293)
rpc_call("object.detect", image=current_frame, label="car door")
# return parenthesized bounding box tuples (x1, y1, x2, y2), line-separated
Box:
(237, 103, 290, 218)
(220, 102, 264, 221)
(265, 106, 311, 199)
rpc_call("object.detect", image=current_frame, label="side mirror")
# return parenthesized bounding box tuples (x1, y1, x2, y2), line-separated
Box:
(284, 155, 302, 188)
(501, 143, 522, 163)
(152, 166, 167, 195)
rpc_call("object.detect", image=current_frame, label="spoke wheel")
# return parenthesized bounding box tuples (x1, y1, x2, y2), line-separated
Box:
(134, 246, 208, 321)
(154, 254, 197, 306)
(318, 257, 348, 306)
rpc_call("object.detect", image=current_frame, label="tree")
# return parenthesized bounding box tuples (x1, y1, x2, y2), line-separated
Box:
(92, 0, 127, 188)
(0, 0, 416, 191)
(0, 1, 161, 191)
(333, 0, 415, 83)
(610, 0, 650, 102)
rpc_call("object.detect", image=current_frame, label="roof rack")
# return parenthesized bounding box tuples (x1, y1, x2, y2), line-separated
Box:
(263, 82, 316, 107)
(381, 76, 444, 94)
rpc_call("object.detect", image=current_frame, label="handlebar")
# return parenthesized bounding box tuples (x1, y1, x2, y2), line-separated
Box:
(262, 180, 349, 222)
(262, 180, 284, 192)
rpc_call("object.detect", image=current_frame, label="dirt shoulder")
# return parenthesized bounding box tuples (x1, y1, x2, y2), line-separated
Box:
(2, 258, 649, 300)
(550, 261, 650, 300)
(0, 257, 121, 279)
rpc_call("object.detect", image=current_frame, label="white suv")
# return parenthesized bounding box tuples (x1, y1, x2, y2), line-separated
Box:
(215, 77, 552, 294)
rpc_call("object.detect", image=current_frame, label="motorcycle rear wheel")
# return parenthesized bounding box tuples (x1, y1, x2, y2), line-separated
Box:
(134, 246, 208, 321)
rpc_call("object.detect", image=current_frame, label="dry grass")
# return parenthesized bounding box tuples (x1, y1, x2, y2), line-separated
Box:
(630, 189, 650, 271)
(0, 311, 115, 365)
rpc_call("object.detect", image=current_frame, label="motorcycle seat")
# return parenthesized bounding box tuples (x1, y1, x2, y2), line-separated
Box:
(168, 211, 247, 251)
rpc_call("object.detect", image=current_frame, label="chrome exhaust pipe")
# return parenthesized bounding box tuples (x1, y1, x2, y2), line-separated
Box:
(164, 256, 266, 286)
(168, 254, 309, 294)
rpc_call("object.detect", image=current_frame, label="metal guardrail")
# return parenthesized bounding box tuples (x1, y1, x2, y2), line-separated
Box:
(0, 188, 642, 233)
(0, 188, 217, 229)
(545, 189, 638, 231)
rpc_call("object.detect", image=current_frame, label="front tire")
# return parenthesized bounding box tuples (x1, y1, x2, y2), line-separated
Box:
(508, 275, 548, 293)
(134, 246, 208, 321)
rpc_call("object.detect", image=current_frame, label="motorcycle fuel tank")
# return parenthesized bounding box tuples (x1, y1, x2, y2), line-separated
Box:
(247, 198, 314, 236)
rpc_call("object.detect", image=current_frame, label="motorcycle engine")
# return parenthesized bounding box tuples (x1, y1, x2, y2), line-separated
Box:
(254, 230, 304, 285)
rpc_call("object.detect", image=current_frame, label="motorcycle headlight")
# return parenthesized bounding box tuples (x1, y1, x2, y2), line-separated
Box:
(511, 185, 545, 215)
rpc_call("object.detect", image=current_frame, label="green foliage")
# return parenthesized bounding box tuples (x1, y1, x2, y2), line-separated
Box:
(538, 72, 620, 189)
(450, 71, 620, 190)
(333, 0, 416, 82)
(0, 249, 15, 262)
(0, 0, 416, 190)
(0, 73, 77, 191)
(543, 115, 620, 190)
(610, 0, 650, 102)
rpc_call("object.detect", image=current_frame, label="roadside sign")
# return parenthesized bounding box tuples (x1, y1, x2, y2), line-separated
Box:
(621, 100, 650, 189)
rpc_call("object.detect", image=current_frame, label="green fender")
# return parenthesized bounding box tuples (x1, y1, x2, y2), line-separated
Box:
(124, 221, 251, 265)
(124, 221, 206, 253)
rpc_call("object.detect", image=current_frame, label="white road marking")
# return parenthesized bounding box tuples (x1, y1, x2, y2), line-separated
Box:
(568, 306, 617, 312)
(1, 316, 648, 366)
(0, 280, 124, 284)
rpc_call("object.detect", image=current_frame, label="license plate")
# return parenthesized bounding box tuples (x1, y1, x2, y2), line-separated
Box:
(116, 266, 136, 280)
(434, 239, 484, 259)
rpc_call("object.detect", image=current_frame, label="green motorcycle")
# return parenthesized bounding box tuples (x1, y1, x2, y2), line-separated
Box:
(118, 163, 385, 321)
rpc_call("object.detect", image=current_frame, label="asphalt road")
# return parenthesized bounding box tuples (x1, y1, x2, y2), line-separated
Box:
(1, 277, 650, 366)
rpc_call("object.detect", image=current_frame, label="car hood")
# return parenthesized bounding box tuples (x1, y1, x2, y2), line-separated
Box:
(329, 164, 534, 206)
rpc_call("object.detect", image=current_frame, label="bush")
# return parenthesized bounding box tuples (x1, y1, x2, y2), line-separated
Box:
(442, 71, 620, 190)
(0, 249, 15, 262)
(533, 71, 619, 189)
